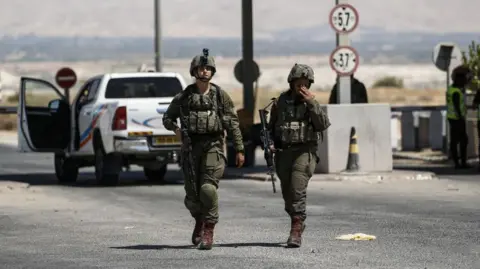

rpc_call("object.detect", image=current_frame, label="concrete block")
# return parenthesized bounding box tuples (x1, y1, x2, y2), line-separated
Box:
(418, 113, 430, 149)
(316, 103, 393, 173)
(429, 111, 444, 150)
(390, 114, 401, 151)
(400, 111, 415, 151)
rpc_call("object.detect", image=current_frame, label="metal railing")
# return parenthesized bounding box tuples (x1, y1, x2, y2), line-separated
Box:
(0, 106, 16, 114)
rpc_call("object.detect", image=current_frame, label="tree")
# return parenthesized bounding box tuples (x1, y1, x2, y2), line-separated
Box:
(461, 40, 480, 90)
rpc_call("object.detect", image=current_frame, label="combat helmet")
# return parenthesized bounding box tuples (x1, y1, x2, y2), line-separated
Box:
(287, 63, 314, 84)
(189, 48, 216, 77)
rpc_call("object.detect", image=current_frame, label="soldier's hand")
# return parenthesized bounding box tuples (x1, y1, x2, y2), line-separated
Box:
(269, 145, 276, 153)
(236, 152, 245, 168)
(299, 86, 314, 101)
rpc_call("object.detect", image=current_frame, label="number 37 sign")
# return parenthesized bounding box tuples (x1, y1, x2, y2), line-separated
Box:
(329, 46, 359, 76)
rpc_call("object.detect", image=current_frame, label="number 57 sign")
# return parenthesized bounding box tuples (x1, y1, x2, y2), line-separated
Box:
(329, 3, 359, 34)
(329, 46, 359, 76)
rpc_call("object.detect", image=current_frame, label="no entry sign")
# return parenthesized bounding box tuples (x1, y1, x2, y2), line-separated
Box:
(55, 67, 77, 89)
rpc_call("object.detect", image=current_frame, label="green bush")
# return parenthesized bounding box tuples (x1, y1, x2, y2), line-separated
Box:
(371, 76, 404, 88)
(461, 40, 480, 90)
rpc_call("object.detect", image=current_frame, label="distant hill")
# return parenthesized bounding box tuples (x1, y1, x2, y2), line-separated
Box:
(0, 32, 478, 64)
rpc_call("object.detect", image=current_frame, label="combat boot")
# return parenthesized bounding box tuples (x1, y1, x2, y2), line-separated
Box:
(198, 222, 215, 250)
(286, 215, 305, 248)
(191, 217, 204, 246)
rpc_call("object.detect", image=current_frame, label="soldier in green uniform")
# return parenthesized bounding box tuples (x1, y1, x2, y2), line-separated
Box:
(162, 49, 245, 250)
(267, 63, 331, 248)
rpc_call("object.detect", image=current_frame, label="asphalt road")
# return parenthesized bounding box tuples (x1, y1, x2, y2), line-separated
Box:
(0, 144, 479, 269)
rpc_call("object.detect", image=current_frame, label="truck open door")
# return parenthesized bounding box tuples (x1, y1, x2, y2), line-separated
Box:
(18, 77, 71, 153)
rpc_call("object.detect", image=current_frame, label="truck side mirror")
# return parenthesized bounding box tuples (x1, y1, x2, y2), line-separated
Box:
(48, 99, 61, 110)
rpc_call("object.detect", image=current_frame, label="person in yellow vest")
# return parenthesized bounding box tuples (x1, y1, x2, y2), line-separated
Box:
(446, 65, 472, 169)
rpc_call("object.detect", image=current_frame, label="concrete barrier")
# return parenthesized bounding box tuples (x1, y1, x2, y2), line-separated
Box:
(316, 104, 393, 173)
(429, 111, 445, 150)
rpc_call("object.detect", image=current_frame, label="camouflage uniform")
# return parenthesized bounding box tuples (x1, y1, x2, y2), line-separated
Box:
(162, 50, 244, 250)
(267, 64, 331, 247)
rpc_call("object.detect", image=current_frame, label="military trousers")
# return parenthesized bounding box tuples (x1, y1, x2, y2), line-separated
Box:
(274, 146, 318, 221)
(182, 141, 226, 224)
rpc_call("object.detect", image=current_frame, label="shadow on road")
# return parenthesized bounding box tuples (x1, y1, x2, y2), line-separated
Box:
(0, 171, 185, 188)
(394, 163, 480, 176)
(110, 242, 285, 250)
(0, 166, 268, 188)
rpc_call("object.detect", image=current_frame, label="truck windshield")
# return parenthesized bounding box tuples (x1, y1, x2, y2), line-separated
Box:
(104, 77, 183, 98)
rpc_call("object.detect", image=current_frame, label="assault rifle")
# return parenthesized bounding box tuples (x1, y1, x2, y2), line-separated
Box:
(179, 109, 197, 196)
(258, 98, 277, 193)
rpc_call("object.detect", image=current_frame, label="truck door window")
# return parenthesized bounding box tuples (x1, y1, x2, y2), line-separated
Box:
(77, 82, 92, 106)
(104, 77, 183, 99)
(86, 79, 101, 102)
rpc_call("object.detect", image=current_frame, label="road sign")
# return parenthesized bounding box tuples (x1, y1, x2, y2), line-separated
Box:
(432, 42, 463, 72)
(329, 3, 359, 34)
(330, 46, 359, 76)
(55, 67, 77, 89)
(234, 59, 261, 83)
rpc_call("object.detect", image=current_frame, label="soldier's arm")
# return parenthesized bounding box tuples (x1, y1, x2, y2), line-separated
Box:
(162, 94, 182, 131)
(305, 97, 331, 132)
(221, 91, 245, 153)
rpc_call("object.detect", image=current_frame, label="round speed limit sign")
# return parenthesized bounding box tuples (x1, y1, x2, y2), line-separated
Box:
(329, 4, 359, 33)
(329, 46, 359, 76)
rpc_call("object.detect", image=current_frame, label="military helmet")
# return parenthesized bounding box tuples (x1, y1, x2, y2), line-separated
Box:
(451, 64, 471, 81)
(287, 63, 314, 83)
(189, 48, 216, 76)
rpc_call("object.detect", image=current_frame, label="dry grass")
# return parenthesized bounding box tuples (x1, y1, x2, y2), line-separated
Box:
(0, 87, 445, 131)
(229, 87, 446, 111)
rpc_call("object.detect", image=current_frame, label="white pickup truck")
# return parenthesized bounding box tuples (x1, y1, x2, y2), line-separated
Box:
(17, 72, 188, 185)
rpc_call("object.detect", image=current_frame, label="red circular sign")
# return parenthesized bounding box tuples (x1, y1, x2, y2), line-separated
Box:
(55, 67, 77, 89)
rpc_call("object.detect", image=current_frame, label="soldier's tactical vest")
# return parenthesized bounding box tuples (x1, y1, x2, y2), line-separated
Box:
(274, 92, 320, 145)
(181, 85, 223, 135)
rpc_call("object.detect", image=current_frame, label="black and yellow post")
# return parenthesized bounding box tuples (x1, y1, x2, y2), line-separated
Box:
(346, 126, 359, 172)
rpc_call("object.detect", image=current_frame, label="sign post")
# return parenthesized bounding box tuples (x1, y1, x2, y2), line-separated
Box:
(329, 1, 359, 104)
(55, 67, 77, 104)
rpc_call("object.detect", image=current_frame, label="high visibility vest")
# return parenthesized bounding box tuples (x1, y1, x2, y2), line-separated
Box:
(446, 86, 465, 120)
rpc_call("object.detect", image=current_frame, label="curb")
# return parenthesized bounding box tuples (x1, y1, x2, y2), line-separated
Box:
(393, 152, 448, 162)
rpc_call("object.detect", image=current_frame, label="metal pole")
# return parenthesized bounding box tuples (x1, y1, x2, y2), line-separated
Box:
(154, 0, 162, 72)
(241, 0, 254, 115)
(335, 0, 351, 104)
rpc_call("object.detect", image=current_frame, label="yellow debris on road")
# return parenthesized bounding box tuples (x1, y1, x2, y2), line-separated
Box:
(335, 233, 377, 241)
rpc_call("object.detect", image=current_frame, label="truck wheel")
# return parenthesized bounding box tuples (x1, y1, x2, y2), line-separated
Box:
(94, 147, 120, 186)
(54, 153, 78, 184)
(144, 165, 167, 184)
